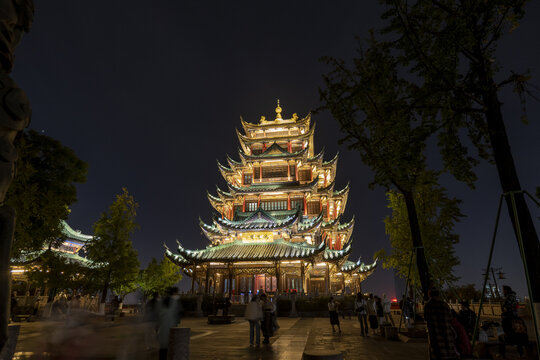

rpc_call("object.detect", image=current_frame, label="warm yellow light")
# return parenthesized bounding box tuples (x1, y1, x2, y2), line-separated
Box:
(11, 269, 25, 273)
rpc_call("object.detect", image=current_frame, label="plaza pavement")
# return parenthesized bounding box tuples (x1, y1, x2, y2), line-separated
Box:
(13, 315, 427, 360)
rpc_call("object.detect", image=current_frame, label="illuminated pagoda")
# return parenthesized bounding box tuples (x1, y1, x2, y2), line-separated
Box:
(11, 220, 96, 282)
(166, 101, 376, 296)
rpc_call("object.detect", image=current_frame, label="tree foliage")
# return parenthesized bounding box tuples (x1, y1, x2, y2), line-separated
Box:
(378, 175, 463, 288)
(138, 256, 183, 297)
(24, 250, 88, 296)
(443, 284, 482, 302)
(6, 130, 87, 257)
(86, 188, 140, 302)
(378, 0, 540, 299)
(320, 35, 436, 297)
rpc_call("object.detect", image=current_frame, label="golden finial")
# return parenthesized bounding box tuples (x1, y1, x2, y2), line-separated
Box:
(275, 99, 283, 120)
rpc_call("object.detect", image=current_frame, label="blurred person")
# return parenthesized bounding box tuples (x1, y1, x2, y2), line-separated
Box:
(424, 288, 458, 360)
(143, 292, 160, 351)
(244, 295, 263, 346)
(328, 297, 341, 334)
(382, 294, 395, 326)
(354, 293, 368, 336)
(158, 287, 182, 360)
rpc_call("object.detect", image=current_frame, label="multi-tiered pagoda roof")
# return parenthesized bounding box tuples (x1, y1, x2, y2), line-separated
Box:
(166, 101, 376, 295)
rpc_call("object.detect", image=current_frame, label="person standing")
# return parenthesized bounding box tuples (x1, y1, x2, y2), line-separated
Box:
(424, 288, 458, 360)
(457, 301, 476, 339)
(260, 294, 274, 344)
(375, 296, 384, 326)
(354, 293, 368, 336)
(366, 293, 378, 331)
(157, 287, 182, 360)
(244, 295, 263, 346)
(450, 310, 472, 358)
(382, 294, 395, 326)
(328, 297, 342, 334)
(498, 285, 527, 359)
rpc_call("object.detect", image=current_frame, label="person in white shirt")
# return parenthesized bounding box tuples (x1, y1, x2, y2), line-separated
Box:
(244, 295, 263, 346)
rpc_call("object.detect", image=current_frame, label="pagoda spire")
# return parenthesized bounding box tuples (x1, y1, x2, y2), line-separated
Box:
(275, 99, 283, 120)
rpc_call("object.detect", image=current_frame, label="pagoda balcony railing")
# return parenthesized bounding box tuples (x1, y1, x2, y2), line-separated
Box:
(256, 176, 293, 183)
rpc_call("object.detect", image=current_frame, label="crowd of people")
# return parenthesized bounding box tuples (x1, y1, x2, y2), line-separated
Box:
(424, 285, 529, 360)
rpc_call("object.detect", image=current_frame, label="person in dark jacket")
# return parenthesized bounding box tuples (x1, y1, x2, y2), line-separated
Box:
(424, 289, 459, 360)
(498, 285, 527, 358)
(260, 294, 274, 344)
(457, 301, 476, 339)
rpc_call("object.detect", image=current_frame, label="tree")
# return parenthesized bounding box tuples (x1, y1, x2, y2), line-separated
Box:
(377, 176, 463, 289)
(86, 188, 140, 303)
(379, 0, 540, 314)
(6, 129, 87, 256)
(139, 256, 183, 298)
(444, 284, 482, 302)
(24, 250, 88, 297)
(320, 36, 439, 299)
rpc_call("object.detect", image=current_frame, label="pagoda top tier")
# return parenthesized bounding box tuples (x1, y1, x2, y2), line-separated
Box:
(240, 100, 311, 132)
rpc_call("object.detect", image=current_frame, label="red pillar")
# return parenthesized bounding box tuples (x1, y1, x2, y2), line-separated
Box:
(287, 163, 290, 179)
(326, 199, 330, 219)
(287, 141, 292, 153)
(287, 194, 291, 210)
(295, 165, 299, 181)
(242, 197, 246, 212)
(262, 142, 267, 152)
(259, 165, 263, 182)
(303, 195, 307, 216)
(335, 235, 341, 250)
(257, 195, 261, 208)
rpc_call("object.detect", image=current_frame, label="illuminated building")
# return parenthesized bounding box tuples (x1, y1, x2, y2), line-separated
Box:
(11, 221, 95, 282)
(166, 101, 376, 296)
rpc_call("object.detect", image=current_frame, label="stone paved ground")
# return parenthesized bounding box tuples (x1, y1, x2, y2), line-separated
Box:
(13, 315, 428, 359)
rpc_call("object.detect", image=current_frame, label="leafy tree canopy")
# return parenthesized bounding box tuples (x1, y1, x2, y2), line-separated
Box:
(6, 129, 87, 257)
(139, 256, 183, 297)
(86, 188, 140, 302)
(24, 250, 88, 295)
(376, 172, 463, 288)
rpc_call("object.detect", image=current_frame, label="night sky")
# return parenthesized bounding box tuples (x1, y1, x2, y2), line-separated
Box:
(12, 1, 540, 298)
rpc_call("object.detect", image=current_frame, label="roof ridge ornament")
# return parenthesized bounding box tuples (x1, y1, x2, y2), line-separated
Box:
(275, 99, 283, 120)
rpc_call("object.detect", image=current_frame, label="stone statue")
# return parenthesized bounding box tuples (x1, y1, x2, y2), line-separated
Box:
(0, 0, 33, 354)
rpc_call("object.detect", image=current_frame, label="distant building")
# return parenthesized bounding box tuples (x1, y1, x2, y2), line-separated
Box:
(11, 220, 96, 282)
(166, 102, 376, 296)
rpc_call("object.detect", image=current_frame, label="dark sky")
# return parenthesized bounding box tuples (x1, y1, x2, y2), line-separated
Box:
(12, 1, 540, 298)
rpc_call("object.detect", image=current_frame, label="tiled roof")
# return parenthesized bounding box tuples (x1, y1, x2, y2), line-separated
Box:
(341, 258, 378, 274)
(170, 239, 326, 262)
(61, 221, 93, 242)
(214, 208, 301, 231)
(228, 178, 318, 194)
(323, 243, 352, 260)
(240, 143, 308, 160)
